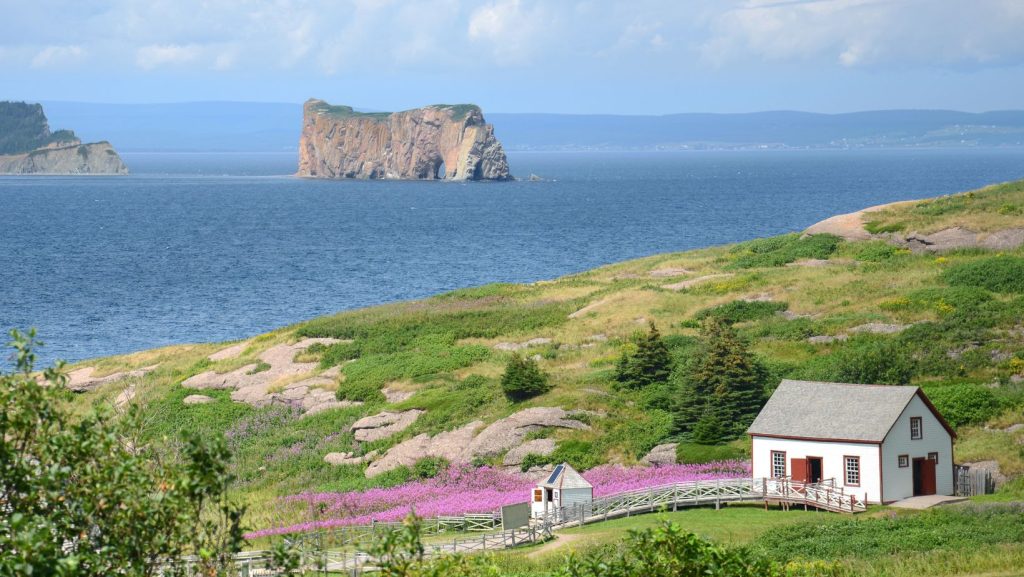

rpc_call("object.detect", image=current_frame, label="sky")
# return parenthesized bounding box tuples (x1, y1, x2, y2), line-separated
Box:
(2, 0, 1024, 114)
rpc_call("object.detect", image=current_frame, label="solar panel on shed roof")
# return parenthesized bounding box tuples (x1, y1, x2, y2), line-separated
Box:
(546, 464, 564, 485)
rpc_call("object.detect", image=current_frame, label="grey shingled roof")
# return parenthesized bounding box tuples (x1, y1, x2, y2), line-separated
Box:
(540, 462, 592, 489)
(747, 380, 919, 443)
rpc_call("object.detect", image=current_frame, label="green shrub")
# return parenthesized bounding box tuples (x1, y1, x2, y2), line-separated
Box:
(745, 317, 816, 341)
(412, 456, 449, 479)
(795, 335, 914, 386)
(922, 383, 1002, 428)
(335, 380, 386, 403)
(500, 353, 550, 402)
(693, 300, 788, 325)
(549, 439, 604, 471)
(729, 234, 841, 269)
(852, 240, 907, 262)
(676, 442, 747, 464)
(942, 256, 1024, 293)
(520, 453, 549, 472)
(318, 340, 362, 367)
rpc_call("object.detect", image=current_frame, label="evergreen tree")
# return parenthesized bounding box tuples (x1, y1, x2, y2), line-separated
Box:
(615, 321, 674, 390)
(501, 353, 550, 401)
(674, 318, 767, 442)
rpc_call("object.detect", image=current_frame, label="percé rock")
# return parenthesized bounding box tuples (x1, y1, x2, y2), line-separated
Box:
(297, 98, 511, 181)
(0, 101, 128, 175)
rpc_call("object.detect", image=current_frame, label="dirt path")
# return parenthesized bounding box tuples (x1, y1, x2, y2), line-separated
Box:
(526, 532, 586, 559)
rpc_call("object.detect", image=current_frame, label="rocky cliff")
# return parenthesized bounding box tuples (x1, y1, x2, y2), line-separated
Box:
(0, 101, 128, 175)
(0, 141, 128, 175)
(297, 99, 511, 180)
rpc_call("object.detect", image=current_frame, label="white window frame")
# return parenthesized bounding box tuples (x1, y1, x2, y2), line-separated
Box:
(771, 450, 786, 478)
(844, 456, 860, 487)
(910, 416, 923, 440)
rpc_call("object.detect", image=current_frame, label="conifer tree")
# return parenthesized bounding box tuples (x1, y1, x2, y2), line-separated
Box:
(501, 353, 550, 401)
(674, 318, 767, 442)
(615, 321, 674, 390)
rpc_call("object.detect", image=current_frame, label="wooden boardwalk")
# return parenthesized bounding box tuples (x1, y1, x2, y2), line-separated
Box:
(215, 476, 865, 574)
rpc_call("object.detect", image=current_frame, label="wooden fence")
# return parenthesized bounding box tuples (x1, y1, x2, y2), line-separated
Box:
(955, 465, 995, 496)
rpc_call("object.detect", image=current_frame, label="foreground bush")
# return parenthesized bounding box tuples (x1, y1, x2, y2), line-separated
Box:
(0, 330, 247, 576)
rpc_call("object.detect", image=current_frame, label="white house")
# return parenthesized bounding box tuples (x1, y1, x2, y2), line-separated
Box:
(748, 380, 956, 504)
(531, 462, 593, 520)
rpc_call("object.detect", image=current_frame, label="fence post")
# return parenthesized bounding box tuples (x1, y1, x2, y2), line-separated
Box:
(715, 479, 721, 510)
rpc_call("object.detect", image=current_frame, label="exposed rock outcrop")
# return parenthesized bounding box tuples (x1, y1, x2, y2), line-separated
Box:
(297, 99, 511, 181)
(804, 200, 1024, 253)
(350, 410, 424, 442)
(182, 338, 348, 412)
(66, 364, 158, 393)
(640, 443, 678, 467)
(503, 438, 557, 466)
(364, 407, 592, 477)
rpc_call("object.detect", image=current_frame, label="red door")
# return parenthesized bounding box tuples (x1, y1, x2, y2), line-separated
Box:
(921, 459, 936, 495)
(790, 458, 807, 482)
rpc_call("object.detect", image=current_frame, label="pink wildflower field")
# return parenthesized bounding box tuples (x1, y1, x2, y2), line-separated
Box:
(249, 460, 750, 538)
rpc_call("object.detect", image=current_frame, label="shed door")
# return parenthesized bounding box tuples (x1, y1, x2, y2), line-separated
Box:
(790, 458, 807, 483)
(921, 459, 936, 495)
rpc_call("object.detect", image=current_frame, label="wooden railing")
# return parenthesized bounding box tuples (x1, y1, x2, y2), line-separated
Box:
(217, 476, 864, 575)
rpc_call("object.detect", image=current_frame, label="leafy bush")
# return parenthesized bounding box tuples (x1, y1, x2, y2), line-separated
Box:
(412, 456, 449, 479)
(676, 442, 747, 464)
(729, 233, 841, 269)
(500, 353, 550, 402)
(1, 330, 247, 576)
(548, 439, 605, 471)
(942, 256, 1024, 293)
(519, 453, 549, 472)
(318, 340, 362, 367)
(336, 380, 386, 403)
(923, 384, 1002, 428)
(795, 335, 914, 385)
(554, 520, 781, 577)
(693, 300, 788, 325)
(851, 241, 908, 262)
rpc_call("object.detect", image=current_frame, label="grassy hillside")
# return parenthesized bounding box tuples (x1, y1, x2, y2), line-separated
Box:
(66, 179, 1024, 531)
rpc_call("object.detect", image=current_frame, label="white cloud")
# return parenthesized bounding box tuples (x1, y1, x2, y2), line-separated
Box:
(467, 0, 549, 65)
(136, 44, 202, 70)
(699, 0, 1024, 69)
(31, 45, 85, 69)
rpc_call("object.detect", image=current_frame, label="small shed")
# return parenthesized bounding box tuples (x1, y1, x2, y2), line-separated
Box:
(531, 462, 593, 519)
(748, 380, 956, 504)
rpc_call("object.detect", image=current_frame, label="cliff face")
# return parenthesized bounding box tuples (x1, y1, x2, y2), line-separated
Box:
(297, 99, 511, 181)
(0, 101, 128, 175)
(0, 142, 128, 175)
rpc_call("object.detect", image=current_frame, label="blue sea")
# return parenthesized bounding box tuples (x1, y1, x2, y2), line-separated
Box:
(3, 149, 1024, 367)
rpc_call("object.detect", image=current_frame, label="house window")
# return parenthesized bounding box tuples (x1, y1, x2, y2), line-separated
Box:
(898, 455, 909, 468)
(844, 456, 861, 487)
(910, 417, 923, 440)
(928, 452, 939, 464)
(533, 489, 543, 502)
(771, 451, 786, 478)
